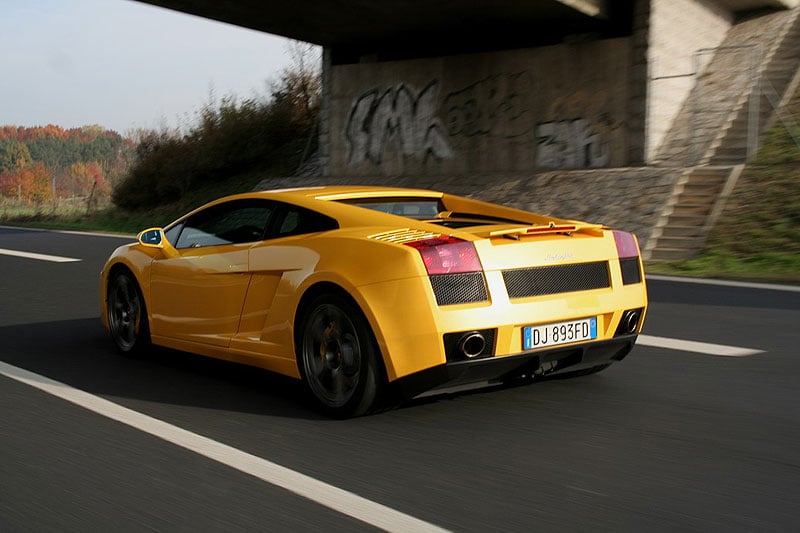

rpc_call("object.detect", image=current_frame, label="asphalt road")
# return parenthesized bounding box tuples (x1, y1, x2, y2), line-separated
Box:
(1, 226, 798, 532)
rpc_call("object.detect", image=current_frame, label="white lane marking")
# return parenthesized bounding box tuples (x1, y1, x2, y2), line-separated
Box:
(0, 248, 81, 263)
(638, 334, 764, 357)
(53, 229, 134, 239)
(0, 224, 133, 239)
(647, 274, 800, 293)
(0, 361, 449, 533)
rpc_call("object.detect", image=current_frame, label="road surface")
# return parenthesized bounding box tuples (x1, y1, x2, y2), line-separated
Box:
(1, 226, 798, 532)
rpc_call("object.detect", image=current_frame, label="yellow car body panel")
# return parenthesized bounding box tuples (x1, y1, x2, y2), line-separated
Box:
(100, 186, 648, 409)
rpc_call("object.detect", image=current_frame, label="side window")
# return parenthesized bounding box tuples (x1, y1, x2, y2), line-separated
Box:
(164, 222, 183, 246)
(272, 205, 338, 239)
(175, 200, 274, 249)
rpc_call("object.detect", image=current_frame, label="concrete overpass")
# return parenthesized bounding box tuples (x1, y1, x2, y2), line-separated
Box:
(138, 1, 796, 59)
(139, 1, 634, 62)
(139, 0, 797, 170)
(135, 1, 799, 260)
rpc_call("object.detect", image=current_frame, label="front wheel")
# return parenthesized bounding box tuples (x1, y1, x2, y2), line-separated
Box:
(106, 271, 150, 355)
(298, 294, 383, 418)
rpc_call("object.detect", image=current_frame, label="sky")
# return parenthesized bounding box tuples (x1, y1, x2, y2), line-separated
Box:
(0, 0, 298, 135)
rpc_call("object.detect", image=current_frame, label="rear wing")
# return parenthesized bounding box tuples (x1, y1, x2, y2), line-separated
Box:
(488, 223, 605, 239)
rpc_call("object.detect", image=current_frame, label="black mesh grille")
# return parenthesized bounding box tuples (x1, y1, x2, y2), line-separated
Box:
(620, 258, 642, 285)
(503, 261, 610, 299)
(429, 272, 488, 305)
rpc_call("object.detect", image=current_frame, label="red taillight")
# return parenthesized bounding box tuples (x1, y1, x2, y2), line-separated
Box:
(405, 236, 482, 275)
(613, 230, 639, 258)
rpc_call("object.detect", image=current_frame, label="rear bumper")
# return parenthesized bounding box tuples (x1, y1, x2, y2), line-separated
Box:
(394, 334, 637, 399)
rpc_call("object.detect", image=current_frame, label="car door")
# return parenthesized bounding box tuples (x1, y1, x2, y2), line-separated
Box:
(149, 199, 275, 347)
(230, 202, 340, 356)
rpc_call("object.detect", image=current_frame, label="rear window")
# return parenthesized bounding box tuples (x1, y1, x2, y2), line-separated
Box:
(339, 197, 443, 220)
(338, 196, 527, 227)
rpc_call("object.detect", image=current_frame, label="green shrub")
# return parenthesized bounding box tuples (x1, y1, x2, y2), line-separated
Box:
(114, 68, 319, 210)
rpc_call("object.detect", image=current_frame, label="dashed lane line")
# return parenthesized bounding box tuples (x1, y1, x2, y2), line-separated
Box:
(638, 334, 764, 357)
(0, 248, 81, 263)
(0, 224, 133, 239)
(647, 274, 800, 293)
(0, 361, 449, 533)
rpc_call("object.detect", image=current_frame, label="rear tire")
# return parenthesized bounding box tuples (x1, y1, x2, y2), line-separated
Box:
(298, 293, 382, 418)
(106, 270, 150, 355)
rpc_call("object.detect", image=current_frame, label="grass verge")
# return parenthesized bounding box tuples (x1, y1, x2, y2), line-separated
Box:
(646, 251, 800, 284)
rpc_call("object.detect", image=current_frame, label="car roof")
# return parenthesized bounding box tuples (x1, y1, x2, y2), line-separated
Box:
(258, 185, 445, 201)
(167, 185, 447, 227)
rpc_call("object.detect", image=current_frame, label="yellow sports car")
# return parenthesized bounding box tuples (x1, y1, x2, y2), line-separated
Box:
(100, 186, 647, 417)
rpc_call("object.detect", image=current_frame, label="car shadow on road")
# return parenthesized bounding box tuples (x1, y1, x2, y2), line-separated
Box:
(0, 317, 624, 422)
(0, 317, 326, 420)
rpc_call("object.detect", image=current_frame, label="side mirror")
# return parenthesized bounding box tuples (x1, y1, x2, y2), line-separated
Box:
(137, 227, 164, 247)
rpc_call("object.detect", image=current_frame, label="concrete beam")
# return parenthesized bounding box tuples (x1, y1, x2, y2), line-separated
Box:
(560, 0, 608, 18)
(135, 0, 619, 49)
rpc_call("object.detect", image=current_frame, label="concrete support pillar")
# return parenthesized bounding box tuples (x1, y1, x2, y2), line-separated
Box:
(319, 46, 333, 177)
(628, 0, 650, 166)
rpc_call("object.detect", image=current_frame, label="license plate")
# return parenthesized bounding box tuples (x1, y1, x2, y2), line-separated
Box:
(523, 317, 597, 350)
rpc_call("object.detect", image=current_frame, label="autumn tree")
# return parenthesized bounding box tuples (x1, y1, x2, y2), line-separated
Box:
(0, 162, 52, 205)
(0, 140, 32, 173)
(63, 161, 106, 197)
(0, 124, 132, 205)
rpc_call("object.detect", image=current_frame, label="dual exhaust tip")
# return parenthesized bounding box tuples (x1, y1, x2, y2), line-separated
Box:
(620, 309, 642, 335)
(458, 331, 487, 358)
(453, 310, 641, 361)
(444, 329, 493, 361)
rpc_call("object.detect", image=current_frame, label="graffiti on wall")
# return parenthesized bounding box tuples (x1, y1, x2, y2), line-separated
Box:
(535, 91, 616, 169)
(443, 72, 530, 138)
(345, 81, 452, 165)
(535, 118, 610, 168)
(344, 81, 618, 169)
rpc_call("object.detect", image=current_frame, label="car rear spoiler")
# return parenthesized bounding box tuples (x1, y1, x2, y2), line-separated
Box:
(488, 223, 605, 239)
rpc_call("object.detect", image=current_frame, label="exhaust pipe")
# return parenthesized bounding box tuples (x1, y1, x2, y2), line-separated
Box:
(622, 310, 640, 334)
(458, 332, 486, 358)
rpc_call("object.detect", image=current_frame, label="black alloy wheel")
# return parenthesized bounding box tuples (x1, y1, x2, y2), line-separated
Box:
(299, 294, 382, 418)
(107, 271, 150, 354)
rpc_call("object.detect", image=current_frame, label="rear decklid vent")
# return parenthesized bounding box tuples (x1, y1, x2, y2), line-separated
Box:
(503, 261, 611, 299)
(368, 228, 441, 244)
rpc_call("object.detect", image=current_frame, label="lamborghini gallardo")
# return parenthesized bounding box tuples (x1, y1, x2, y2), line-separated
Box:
(100, 186, 647, 417)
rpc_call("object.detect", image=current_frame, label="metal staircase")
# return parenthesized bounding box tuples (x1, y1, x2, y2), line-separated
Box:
(647, 8, 800, 261)
(654, 9, 799, 167)
(645, 166, 743, 261)
(706, 8, 800, 165)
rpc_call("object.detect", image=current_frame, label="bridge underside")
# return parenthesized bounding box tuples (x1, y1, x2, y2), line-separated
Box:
(138, 0, 637, 62)
(137, 1, 796, 58)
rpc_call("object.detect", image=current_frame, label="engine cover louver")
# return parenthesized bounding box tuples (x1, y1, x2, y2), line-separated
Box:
(368, 228, 441, 244)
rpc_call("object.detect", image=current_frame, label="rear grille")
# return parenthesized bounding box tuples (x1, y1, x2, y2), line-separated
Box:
(503, 261, 610, 299)
(429, 272, 488, 305)
(619, 258, 642, 285)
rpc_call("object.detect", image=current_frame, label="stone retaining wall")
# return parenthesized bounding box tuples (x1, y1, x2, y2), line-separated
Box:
(256, 168, 681, 250)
